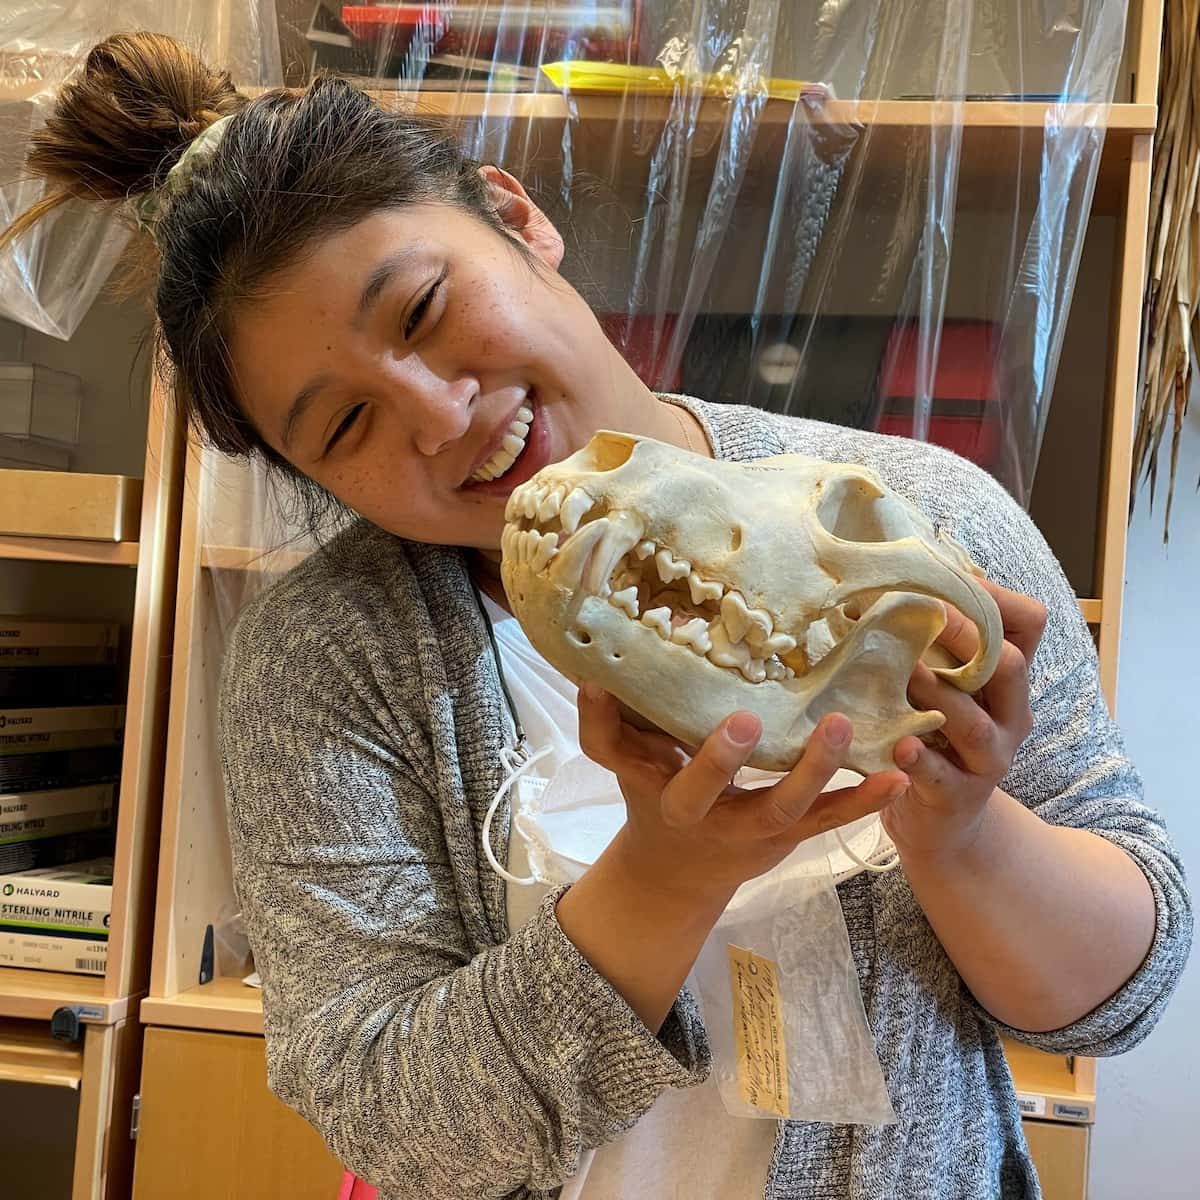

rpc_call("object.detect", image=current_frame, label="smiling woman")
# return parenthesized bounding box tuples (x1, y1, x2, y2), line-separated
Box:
(3, 28, 1189, 1200)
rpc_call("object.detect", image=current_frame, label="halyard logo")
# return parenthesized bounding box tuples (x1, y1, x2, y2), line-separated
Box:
(2, 885, 12, 896)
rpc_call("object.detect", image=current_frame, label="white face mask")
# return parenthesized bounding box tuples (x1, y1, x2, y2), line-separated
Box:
(484, 750, 897, 1126)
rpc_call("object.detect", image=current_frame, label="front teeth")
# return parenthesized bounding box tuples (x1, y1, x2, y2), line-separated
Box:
(473, 403, 534, 483)
(504, 510, 801, 685)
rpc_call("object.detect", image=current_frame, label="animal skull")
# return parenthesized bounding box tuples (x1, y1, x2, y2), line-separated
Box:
(500, 432, 1002, 775)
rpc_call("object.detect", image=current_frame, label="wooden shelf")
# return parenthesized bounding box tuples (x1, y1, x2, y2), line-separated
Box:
(0, 535, 139, 566)
(1077, 598, 1102, 624)
(0, 967, 134, 1024)
(141, 977, 263, 1037)
(373, 90, 1157, 134)
(0, 1017, 84, 1088)
(200, 545, 311, 573)
(1004, 1038, 1097, 1123)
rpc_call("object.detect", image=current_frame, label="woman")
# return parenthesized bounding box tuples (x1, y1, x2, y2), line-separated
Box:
(8, 33, 1190, 1200)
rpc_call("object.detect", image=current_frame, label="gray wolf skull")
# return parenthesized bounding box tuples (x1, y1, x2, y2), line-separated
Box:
(500, 432, 1002, 774)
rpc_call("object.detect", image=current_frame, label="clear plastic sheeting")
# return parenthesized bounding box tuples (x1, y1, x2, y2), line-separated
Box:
(281, 0, 1128, 506)
(188, 0, 1132, 633)
(0, 2, 282, 338)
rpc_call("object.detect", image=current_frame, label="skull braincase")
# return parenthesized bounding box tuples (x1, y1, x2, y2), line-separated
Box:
(500, 431, 1002, 775)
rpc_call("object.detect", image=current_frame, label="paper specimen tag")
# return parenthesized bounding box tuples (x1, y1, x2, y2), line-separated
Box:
(726, 943, 789, 1117)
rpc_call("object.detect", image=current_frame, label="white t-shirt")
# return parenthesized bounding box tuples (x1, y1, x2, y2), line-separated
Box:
(480, 593, 778, 1199)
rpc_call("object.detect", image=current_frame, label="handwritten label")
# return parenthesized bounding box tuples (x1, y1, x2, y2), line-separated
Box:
(726, 943, 789, 1117)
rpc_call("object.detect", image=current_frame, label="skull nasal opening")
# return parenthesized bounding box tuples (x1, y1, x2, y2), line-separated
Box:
(816, 476, 896, 543)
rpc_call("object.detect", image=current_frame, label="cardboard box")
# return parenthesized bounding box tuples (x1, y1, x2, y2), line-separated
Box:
(0, 469, 142, 541)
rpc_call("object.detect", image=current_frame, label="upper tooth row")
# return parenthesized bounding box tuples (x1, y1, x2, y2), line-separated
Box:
(505, 481, 596, 534)
(476, 405, 534, 482)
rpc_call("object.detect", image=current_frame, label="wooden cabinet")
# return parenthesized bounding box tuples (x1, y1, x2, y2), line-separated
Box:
(0, 283, 185, 1197)
(132, 1027, 344, 1200)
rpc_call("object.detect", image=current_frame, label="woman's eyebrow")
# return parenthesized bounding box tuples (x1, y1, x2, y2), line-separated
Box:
(282, 372, 332, 450)
(356, 247, 425, 322)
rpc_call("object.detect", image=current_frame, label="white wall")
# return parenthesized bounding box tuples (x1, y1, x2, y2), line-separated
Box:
(1090, 374, 1200, 1198)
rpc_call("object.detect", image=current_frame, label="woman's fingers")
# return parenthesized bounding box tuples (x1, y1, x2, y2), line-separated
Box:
(788, 770, 910, 842)
(743, 714, 853, 836)
(979, 641, 1036, 743)
(893, 732, 967, 798)
(659, 711, 762, 827)
(578, 684, 689, 780)
(976, 577, 1047, 666)
(908, 661, 1008, 777)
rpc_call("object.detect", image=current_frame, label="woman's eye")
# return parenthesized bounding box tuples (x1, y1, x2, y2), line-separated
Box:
(405, 274, 444, 338)
(325, 404, 364, 455)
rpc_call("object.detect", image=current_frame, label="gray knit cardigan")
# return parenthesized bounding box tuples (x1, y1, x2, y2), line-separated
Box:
(219, 396, 1192, 1200)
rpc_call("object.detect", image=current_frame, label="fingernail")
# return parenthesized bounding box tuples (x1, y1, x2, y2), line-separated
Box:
(726, 711, 761, 746)
(888, 776, 910, 800)
(580, 681, 604, 701)
(896, 743, 920, 768)
(825, 716, 851, 747)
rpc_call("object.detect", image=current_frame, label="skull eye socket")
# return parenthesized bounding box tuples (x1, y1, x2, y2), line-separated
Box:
(817, 476, 906, 543)
(577, 432, 637, 473)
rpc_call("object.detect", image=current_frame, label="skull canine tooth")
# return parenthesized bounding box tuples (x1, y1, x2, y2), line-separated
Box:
(549, 519, 607, 589)
(641, 606, 672, 639)
(654, 549, 691, 584)
(610, 586, 640, 618)
(688, 572, 724, 606)
(671, 618, 712, 654)
(531, 531, 559, 572)
(521, 490, 539, 520)
(560, 488, 594, 535)
(634, 540, 656, 560)
(585, 511, 646, 598)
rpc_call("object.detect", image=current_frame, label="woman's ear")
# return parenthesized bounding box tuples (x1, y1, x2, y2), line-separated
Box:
(478, 164, 564, 269)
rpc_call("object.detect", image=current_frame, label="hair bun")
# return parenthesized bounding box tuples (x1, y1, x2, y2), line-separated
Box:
(26, 31, 244, 207)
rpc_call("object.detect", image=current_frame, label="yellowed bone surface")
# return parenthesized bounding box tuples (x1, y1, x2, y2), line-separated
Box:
(501, 432, 1002, 775)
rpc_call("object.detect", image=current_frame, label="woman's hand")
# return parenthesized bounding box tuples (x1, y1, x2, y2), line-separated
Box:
(577, 686, 911, 910)
(883, 578, 1048, 861)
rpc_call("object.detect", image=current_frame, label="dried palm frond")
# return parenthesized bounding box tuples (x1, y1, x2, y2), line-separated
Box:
(1132, 0, 1200, 541)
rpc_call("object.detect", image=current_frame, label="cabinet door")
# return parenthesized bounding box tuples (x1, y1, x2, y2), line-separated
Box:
(1024, 1119, 1090, 1200)
(133, 1027, 344, 1200)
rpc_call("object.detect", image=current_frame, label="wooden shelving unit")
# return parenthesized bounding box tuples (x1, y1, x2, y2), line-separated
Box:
(0, 283, 185, 1199)
(136, 5, 1164, 1198)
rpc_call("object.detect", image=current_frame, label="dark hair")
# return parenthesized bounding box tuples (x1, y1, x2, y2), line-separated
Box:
(2, 31, 510, 520)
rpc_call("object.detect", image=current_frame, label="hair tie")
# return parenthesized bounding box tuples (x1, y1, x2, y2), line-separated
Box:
(135, 112, 234, 233)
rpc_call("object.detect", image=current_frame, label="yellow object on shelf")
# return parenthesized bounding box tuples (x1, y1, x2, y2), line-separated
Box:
(540, 60, 830, 103)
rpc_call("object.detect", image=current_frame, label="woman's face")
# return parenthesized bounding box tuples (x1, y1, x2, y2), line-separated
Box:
(229, 179, 658, 551)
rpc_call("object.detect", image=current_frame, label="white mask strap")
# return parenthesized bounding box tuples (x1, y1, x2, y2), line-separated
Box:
(834, 824, 901, 875)
(482, 743, 555, 886)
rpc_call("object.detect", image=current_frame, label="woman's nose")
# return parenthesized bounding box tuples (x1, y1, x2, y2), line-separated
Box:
(403, 366, 479, 457)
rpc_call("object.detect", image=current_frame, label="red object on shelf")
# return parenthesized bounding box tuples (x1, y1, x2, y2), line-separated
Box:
(340, 4, 638, 62)
(599, 313, 681, 390)
(336, 1172, 377, 1200)
(874, 319, 1002, 468)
